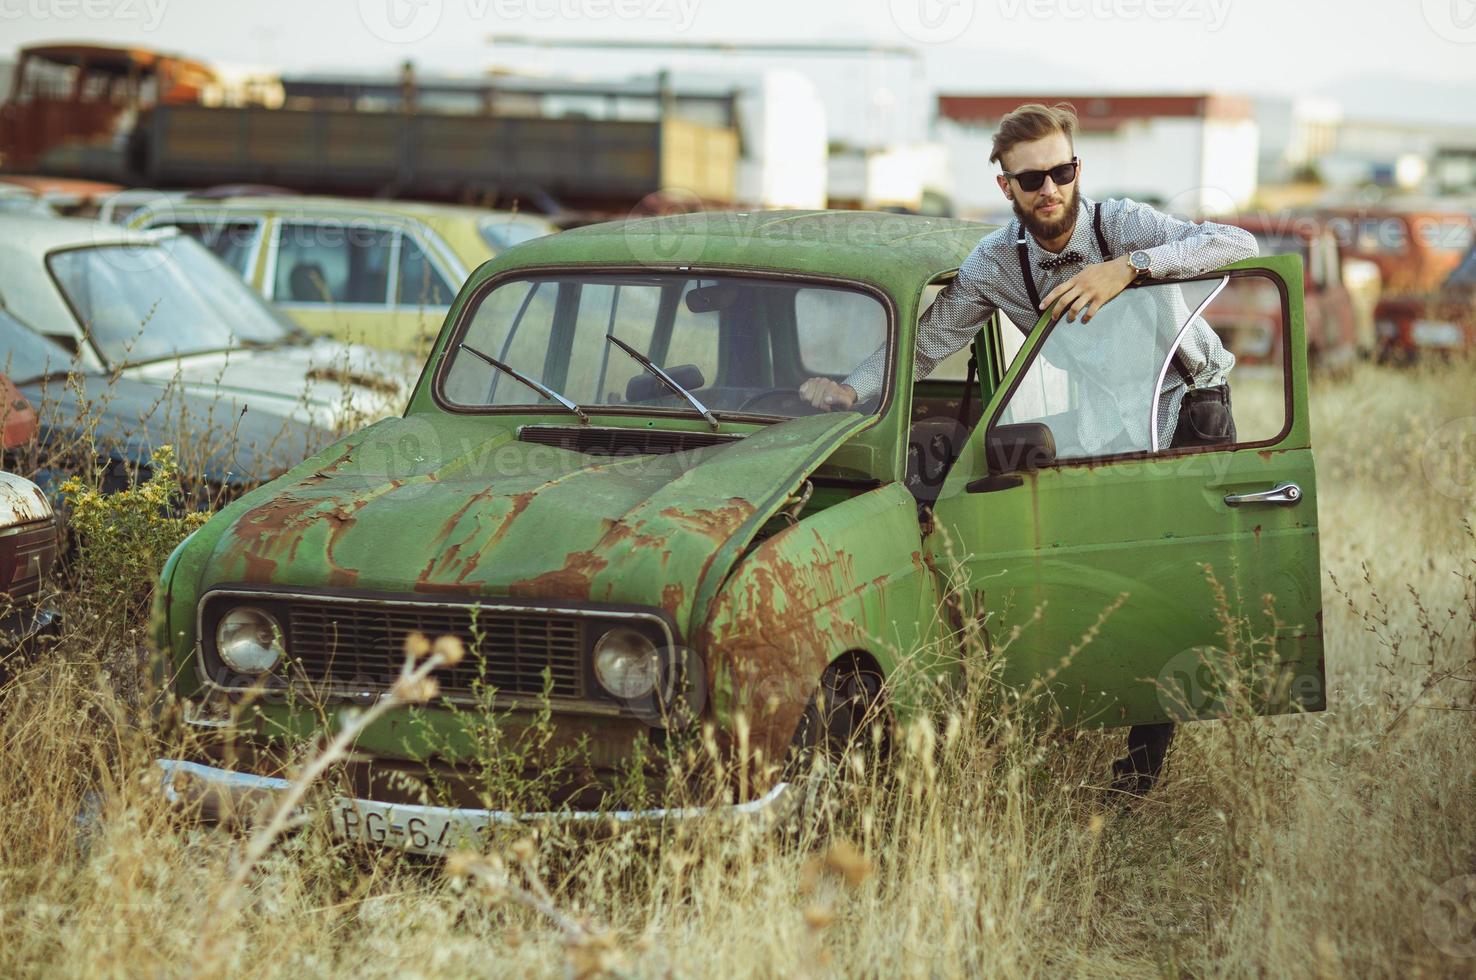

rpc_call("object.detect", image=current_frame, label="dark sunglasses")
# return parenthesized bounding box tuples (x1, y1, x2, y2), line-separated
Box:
(1002, 157, 1080, 192)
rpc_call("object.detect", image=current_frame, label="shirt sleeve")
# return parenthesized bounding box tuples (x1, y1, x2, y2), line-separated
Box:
(841, 245, 999, 404)
(1107, 197, 1258, 279)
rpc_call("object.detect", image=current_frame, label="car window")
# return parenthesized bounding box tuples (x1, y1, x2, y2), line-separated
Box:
(796, 288, 887, 376)
(395, 236, 455, 307)
(47, 236, 296, 365)
(441, 273, 889, 419)
(162, 218, 261, 277)
(273, 222, 393, 305)
(994, 273, 1288, 461)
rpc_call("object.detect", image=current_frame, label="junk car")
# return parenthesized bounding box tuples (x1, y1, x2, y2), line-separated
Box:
(153, 210, 1325, 851)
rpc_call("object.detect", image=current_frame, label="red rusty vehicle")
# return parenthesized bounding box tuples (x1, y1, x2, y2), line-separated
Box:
(1323, 206, 1474, 294)
(1373, 244, 1476, 360)
(1219, 215, 1358, 374)
(0, 43, 217, 176)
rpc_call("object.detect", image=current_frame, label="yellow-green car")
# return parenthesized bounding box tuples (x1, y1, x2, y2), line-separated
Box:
(132, 196, 556, 353)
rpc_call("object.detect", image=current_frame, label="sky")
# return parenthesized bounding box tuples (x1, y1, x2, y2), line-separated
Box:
(3, 0, 1475, 130)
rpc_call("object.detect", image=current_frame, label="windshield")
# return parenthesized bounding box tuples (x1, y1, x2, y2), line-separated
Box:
(439, 273, 889, 420)
(0, 308, 72, 383)
(46, 235, 299, 366)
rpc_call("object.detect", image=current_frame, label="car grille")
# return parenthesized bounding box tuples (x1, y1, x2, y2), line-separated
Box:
(284, 599, 587, 699)
(518, 425, 740, 456)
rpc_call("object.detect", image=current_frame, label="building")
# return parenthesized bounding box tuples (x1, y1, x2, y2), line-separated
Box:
(934, 94, 1259, 219)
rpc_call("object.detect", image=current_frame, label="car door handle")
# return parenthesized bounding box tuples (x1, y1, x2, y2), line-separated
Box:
(1223, 482, 1302, 507)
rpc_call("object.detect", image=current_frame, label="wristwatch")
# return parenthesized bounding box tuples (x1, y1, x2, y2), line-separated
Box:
(1128, 249, 1153, 280)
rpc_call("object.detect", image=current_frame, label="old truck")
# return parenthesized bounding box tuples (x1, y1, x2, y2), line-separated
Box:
(153, 211, 1325, 850)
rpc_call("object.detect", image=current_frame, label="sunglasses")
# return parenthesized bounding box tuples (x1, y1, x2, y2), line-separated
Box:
(1001, 157, 1080, 192)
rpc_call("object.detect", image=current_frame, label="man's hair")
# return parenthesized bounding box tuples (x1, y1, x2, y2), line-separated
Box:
(990, 102, 1078, 166)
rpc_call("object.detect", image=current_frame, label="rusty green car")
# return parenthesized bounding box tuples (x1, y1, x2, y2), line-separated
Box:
(152, 210, 1324, 851)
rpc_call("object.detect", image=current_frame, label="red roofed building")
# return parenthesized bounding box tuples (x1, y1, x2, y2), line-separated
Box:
(935, 93, 1259, 220)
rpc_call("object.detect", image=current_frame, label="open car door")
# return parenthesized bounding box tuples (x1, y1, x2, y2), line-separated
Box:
(928, 255, 1324, 728)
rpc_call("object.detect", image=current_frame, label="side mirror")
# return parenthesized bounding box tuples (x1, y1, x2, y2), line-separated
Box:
(967, 422, 1056, 493)
(986, 422, 1057, 473)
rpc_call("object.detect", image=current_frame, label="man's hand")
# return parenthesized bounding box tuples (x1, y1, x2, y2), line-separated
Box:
(799, 378, 857, 411)
(1040, 254, 1137, 324)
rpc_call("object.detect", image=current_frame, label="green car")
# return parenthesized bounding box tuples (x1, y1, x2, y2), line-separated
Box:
(152, 210, 1324, 850)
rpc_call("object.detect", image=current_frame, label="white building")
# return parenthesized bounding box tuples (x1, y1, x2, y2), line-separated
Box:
(1251, 96, 1341, 184)
(827, 142, 952, 212)
(934, 94, 1260, 219)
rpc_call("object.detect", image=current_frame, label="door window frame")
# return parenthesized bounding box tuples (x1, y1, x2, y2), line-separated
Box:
(980, 267, 1296, 469)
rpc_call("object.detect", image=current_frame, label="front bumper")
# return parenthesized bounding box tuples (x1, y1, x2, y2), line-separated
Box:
(156, 759, 797, 855)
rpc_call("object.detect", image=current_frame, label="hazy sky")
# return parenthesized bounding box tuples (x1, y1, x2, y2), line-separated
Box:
(3, 0, 1474, 114)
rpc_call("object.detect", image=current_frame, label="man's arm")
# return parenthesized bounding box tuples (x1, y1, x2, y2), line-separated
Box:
(1112, 197, 1259, 278)
(800, 250, 999, 409)
(1040, 198, 1259, 324)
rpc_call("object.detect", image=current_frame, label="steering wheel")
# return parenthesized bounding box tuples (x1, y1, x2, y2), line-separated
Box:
(736, 387, 823, 416)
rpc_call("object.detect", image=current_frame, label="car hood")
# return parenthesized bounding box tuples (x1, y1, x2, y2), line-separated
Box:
(121, 339, 417, 431)
(20, 372, 331, 488)
(197, 410, 872, 634)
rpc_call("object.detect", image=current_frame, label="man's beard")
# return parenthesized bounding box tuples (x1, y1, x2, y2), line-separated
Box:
(1013, 182, 1079, 242)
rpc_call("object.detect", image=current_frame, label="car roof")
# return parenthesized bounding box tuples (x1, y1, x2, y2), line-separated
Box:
(489, 210, 993, 292)
(157, 194, 540, 223)
(0, 214, 161, 252)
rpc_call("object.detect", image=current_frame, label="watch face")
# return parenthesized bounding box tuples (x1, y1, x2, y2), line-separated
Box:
(1130, 250, 1152, 273)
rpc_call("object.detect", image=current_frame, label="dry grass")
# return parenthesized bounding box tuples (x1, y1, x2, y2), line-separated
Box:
(1, 359, 1473, 978)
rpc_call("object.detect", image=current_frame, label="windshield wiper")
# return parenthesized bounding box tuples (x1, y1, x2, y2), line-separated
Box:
(458, 342, 589, 424)
(603, 334, 719, 431)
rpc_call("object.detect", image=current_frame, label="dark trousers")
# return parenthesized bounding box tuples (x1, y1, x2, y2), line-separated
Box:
(1115, 383, 1236, 793)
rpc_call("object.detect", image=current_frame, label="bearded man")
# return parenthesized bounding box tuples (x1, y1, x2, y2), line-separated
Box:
(798, 101, 1258, 795)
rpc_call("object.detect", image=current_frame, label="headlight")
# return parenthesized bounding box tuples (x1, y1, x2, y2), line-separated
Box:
(215, 606, 285, 674)
(593, 627, 661, 700)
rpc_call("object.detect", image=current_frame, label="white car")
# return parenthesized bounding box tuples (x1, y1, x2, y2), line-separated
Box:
(0, 216, 419, 432)
(0, 469, 58, 670)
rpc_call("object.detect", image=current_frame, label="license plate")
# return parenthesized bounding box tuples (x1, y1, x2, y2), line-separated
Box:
(1413, 319, 1464, 348)
(331, 799, 495, 855)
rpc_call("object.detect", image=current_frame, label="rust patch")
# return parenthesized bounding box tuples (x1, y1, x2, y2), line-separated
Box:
(508, 550, 610, 599)
(242, 552, 277, 580)
(661, 582, 686, 616)
(657, 497, 758, 542)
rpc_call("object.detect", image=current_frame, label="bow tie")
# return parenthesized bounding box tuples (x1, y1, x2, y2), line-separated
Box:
(1038, 250, 1085, 272)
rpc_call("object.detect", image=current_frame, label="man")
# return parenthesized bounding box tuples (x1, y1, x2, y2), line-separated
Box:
(799, 102, 1257, 794)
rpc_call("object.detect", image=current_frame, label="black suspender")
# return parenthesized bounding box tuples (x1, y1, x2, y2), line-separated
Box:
(1016, 202, 1196, 389)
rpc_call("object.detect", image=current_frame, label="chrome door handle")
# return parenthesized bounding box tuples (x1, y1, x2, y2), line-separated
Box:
(1223, 482, 1302, 507)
